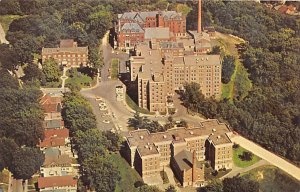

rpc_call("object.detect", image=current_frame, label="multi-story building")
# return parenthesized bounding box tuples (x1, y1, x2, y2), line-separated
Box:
(42, 39, 88, 67)
(117, 11, 186, 49)
(129, 42, 221, 113)
(124, 119, 233, 186)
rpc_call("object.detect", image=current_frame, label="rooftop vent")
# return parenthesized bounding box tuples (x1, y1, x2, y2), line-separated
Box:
(201, 57, 204, 61)
(163, 135, 167, 139)
(140, 136, 144, 140)
(211, 133, 214, 136)
(212, 128, 216, 132)
(206, 57, 209, 61)
(217, 135, 221, 139)
(149, 146, 152, 150)
(190, 131, 194, 135)
(144, 145, 148, 148)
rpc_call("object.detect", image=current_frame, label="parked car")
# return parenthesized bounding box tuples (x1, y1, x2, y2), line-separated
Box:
(103, 120, 110, 124)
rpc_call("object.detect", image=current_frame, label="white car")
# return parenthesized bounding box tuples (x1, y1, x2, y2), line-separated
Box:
(103, 120, 110, 124)
(99, 106, 108, 111)
(95, 97, 103, 101)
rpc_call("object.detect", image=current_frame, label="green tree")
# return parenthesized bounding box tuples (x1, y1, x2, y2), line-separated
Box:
(82, 156, 120, 192)
(176, 4, 192, 16)
(166, 185, 177, 192)
(198, 179, 223, 192)
(0, 44, 19, 71)
(75, 129, 109, 160)
(209, 46, 222, 55)
(103, 131, 122, 152)
(22, 63, 45, 85)
(42, 58, 61, 82)
(0, 138, 19, 171)
(0, 69, 19, 89)
(0, 0, 22, 15)
(223, 177, 259, 192)
(138, 185, 162, 192)
(88, 10, 112, 38)
(62, 93, 97, 133)
(221, 55, 235, 84)
(10, 147, 44, 179)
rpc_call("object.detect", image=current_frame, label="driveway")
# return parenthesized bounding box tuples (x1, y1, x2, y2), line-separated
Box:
(231, 135, 300, 181)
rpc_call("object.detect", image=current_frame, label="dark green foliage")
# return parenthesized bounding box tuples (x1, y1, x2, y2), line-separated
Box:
(0, 88, 45, 146)
(138, 185, 162, 192)
(221, 55, 235, 84)
(0, 138, 18, 171)
(42, 58, 61, 83)
(62, 92, 97, 133)
(81, 156, 120, 192)
(0, 44, 19, 71)
(10, 147, 45, 179)
(184, 1, 300, 164)
(223, 177, 259, 192)
(0, 0, 22, 15)
(198, 179, 223, 192)
(103, 131, 122, 152)
(128, 111, 165, 133)
(165, 185, 177, 192)
(239, 151, 253, 161)
(0, 69, 19, 89)
(22, 63, 46, 85)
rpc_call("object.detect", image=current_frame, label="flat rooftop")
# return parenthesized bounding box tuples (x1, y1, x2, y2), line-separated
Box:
(127, 119, 232, 156)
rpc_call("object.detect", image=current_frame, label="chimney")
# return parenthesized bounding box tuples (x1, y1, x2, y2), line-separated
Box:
(192, 150, 197, 186)
(198, 0, 202, 33)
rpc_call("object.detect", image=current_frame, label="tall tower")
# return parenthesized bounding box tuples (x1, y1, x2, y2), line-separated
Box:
(198, 0, 202, 33)
(192, 150, 197, 186)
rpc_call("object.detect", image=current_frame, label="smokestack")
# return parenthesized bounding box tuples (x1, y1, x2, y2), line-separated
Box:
(198, 0, 202, 33)
(192, 150, 197, 185)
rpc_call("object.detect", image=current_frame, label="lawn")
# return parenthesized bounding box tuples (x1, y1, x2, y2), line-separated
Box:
(125, 94, 154, 115)
(111, 58, 119, 80)
(241, 165, 300, 192)
(108, 153, 143, 192)
(214, 32, 252, 101)
(0, 15, 23, 34)
(233, 146, 260, 168)
(66, 68, 95, 89)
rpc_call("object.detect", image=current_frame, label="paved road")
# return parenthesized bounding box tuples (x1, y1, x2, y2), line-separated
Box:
(220, 159, 270, 179)
(60, 67, 69, 89)
(0, 23, 9, 44)
(231, 135, 300, 181)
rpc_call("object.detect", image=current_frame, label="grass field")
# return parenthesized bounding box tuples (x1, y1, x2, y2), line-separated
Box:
(108, 153, 143, 192)
(241, 165, 300, 192)
(111, 58, 119, 80)
(125, 94, 154, 115)
(215, 32, 252, 101)
(0, 15, 22, 33)
(233, 146, 260, 168)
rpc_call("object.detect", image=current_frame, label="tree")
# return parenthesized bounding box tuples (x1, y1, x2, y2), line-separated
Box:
(42, 58, 61, 82)
(81, 156, 120, 192)
(240, 151, 253, 161)
(62, 93, 97, 133)
(176, 4, 192, 16)
(0, 44, 19, 71)
(138, 185, 162, 192)
(165, 185, 177, 192)
(10, 147, 44, 179)
(0, 0, 22, 15)
(88, 10, 112, 38)
(75, 129, 109, 160)
(209, 46, 222, 55)
(223, 177, 259, 192)
(103, 131, 122, 152)
(198, 179, 223, 192)
(0, 138, 18, 171)
(0, 69, 19, 89)
(22, 63, 46, 85)
(221, 55, 235, 84)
